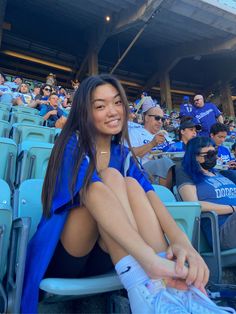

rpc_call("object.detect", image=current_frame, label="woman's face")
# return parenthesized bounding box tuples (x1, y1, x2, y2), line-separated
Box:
(196, 145, 216, 165)
(43, 86, 52, 96)
(19, 83, 29, 93)
(91, 84, 124, 138)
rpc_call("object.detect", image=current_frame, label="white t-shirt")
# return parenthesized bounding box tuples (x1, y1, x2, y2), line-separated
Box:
(128, 125, 170, 164)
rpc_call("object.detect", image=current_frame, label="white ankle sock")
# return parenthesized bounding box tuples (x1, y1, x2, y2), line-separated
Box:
(115, 255, 149, 291)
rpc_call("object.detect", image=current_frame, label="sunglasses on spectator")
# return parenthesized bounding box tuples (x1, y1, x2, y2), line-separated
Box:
(198, 150, 217, 158)
(194, 99, 201, 102)
(148, 115, 165, 122)
(44, 88, 52, 92)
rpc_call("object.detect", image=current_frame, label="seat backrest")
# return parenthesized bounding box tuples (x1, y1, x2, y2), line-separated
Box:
(14, 179, 43, 239)
(17, 141, 53, 183)
(10, 112, 44, 125)
(11, 106, 39, 115)
(152, 184, 176, 202)
(0, 120, 11, 137)
(0, 103, 11, 111)
(164, 202, 201, 244)
(0, 108, 10, 121)
(12, 123, 55, 144)
(0, 137, 17, 188)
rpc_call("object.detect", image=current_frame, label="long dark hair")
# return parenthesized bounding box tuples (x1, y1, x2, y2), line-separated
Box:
(182, 136, 215, 183)
(42, 74, 133, 217)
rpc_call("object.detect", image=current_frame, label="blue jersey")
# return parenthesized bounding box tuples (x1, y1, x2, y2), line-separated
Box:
(194, 102, 221, 137)
(217, 145, 232, 164)
(21, 134, 154, 313)
(179, 103, 194, 117)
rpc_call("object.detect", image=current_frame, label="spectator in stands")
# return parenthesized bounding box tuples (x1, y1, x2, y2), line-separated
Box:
(40, 92, 67, 128)
(12, 83, 32, 106)
(227, 120, 236, 142)
(30, 84, 52, 109)
(0, 72, 13, 103)
(128, 98, 175, 188)
(166, 119, 201, 152)
(176, 136, 236, 250)
(193, 94, 223, 136)
(5, 75, 23, 91)
(30, 84, 41, 100)
(210, 123, 236, 184)
(232, 143, 236, 160)
(22, 74, 210, 314)
(179, 95, 194, 118)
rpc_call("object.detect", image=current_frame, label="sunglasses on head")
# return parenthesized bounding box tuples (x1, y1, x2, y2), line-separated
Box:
(148, 115, 165, 122)
(44, 87, 52, 92)
(198, 150, 217, 158)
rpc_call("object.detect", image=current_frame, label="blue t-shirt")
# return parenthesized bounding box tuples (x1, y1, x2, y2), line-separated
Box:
(194, 102, 221, 136)
(179, 103, 194, 117)
(39, 104, 67, 127)
(217, 145, 232, 164)
(0, 84, 11, 94)
(176, 168, 235, 246)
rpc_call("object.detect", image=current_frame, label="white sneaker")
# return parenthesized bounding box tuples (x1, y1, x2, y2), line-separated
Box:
(128, 279, 190, 314)
(167, 286, 236, 314)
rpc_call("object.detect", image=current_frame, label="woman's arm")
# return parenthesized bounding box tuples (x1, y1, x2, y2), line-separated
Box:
(179, 184, 234, 215)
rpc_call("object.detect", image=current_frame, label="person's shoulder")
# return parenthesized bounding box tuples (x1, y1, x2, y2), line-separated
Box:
(218, 145, 230, 154)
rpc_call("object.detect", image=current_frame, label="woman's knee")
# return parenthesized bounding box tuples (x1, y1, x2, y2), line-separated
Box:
(100, 167, 125, 184)
(125, 177, 145, 193)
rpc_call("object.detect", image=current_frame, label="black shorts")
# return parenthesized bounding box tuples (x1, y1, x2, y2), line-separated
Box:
(44, 240, 114, 279)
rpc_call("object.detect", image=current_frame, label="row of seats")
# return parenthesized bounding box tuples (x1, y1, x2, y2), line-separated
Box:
(0, 102, 44, 127)
(0, 136, 54, 189)
(0, 179, 202, 313)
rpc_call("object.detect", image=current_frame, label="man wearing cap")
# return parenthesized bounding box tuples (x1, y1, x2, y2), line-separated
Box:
(166, 119, 201, 152)
(128, 97, 175, 188)
(179, 95, 194, 118)
(193, 94, 223, 136)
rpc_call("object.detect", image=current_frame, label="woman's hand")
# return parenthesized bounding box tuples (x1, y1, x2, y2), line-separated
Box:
(166, 243, 209, 291)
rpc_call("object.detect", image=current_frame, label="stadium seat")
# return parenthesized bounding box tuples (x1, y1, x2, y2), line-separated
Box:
(0, 120, 11, 137)
(0, 137, 17, 190)
(10, 112, 44, 125)
(200, 211, 236, 283)
(152, 185, 201, 246)
(16, 141, 53, 185)
(11, 106, 39, 115)
(0, 208, 12, 313)
(11, 123, 55, 144)
(14, 179, 123, 306)
(0, 109, 10, 121)
(0, 103, 11, 111)
(174, 185, 236, 283)
(0, 180, 30, 314)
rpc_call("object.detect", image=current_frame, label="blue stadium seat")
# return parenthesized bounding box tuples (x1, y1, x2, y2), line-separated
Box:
(0, 137, 17, 190)
(10, 112, 44, 125)
(11, 123, 55, 144)
(0, 108, 10, 121)
(16, 141, 53, 185)
(0, 120, 11, 137)
(14, 179, 123, 307)
(11, 106, 39, 115)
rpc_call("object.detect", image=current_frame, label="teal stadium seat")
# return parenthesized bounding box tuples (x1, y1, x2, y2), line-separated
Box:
(10, 112, 44, 125)
(11, 123, 55, 144)
(0, 103, 11, 111)
(0, 109, 10, 121)
(174, 185, 236, 283)
(152, 184, 201, 247)
(0, 180, 30, 314)
(11, 106, 39, 115)
(14, 179, 123, 307)
(0, 120, 11, 137)
(0, 137, 17, 190)
(16, 141, 54, 185)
